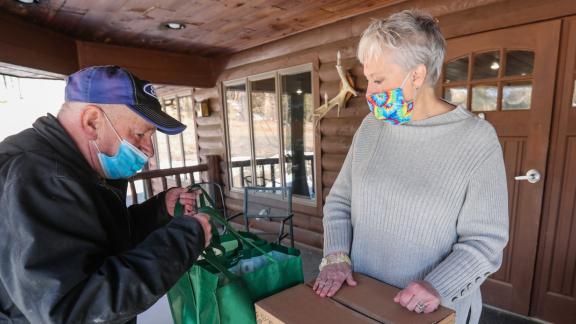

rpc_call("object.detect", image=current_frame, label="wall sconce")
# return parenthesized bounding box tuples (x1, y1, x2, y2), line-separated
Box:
(195, 100, 210, 117)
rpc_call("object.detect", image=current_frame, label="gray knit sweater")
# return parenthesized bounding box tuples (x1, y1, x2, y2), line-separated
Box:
(323, 105, 509, 324)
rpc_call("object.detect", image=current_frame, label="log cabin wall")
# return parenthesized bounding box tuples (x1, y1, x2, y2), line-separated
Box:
(191, 86, 227, 185)
(213, 0, 576, 251)
(215, 40, 365, 250)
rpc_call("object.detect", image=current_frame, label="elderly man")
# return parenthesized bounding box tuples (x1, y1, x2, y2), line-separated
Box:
(0, 65, 211, 323)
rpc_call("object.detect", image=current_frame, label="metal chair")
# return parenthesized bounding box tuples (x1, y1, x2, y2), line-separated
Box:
(230, 186, 294, 248)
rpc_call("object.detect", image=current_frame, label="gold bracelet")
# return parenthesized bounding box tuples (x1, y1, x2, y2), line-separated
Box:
(319, 253, 352, 271)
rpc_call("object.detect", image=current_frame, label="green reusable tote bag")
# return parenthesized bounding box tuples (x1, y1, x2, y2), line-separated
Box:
(167, 184, 304, 324)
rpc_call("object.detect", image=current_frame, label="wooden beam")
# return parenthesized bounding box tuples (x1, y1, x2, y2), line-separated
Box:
(0, 12, 78, 75)
(219, 0, 505, 69)
(76, 41, 217, 87)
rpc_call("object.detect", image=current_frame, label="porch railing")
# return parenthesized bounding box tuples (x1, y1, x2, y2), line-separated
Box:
(127, 155, 221, 205)
(230, 154, 314, 188)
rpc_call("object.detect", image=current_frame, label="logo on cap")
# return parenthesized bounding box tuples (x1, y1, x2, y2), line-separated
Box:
(143, 84, 158, 99)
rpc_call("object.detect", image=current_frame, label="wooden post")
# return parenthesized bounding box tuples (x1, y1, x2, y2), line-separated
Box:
(206, 155, 223, 211)
(206, 155, 222, 185)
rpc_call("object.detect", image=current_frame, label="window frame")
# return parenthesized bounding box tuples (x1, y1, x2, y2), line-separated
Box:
(441, 48, 536, 112)
(222, 63, 317, 206)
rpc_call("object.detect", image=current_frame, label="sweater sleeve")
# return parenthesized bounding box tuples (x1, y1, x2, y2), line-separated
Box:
(424, 145, 509, 304)
(322, 135, 356, 257)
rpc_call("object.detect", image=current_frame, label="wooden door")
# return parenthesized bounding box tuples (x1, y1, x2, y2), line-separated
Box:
(531, 16, 576, 324)
(440, 20, 561, 315)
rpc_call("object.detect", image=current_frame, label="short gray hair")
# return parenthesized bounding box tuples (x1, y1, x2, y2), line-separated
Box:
(357, 9, 446, 85)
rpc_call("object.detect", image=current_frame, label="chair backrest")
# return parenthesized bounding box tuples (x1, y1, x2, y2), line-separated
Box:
(243, 187, 292, 219)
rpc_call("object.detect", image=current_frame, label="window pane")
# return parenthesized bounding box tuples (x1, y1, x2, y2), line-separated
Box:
(473, 51, 500, 80)
(471, 85, 498, 111)
(225, 84, 251, 189)
(502, 81, 532, 110)
(505, 50, 534, 77)
(0, 75, 64, 141)
(251, 78, 279, 188)
(444, 57, 469, 83)
(281, 71, 315, 200)
(443, 87, 468, 108)
(179, 95, 198, 165)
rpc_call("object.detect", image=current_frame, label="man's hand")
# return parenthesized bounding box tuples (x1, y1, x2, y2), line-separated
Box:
(190, 213, 212, 248)
(165, 187, 211, 247)
(313, 261, 357, 298)
(394, 280, 441, 314)
(165, 187, 200, 217)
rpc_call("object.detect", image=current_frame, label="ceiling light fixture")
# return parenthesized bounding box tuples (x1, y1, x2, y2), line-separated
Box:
(15, 0, 39, 4)
(490, 62, 500, 70)
(164, 22, 186, 30)
(296, 89, 303, 95)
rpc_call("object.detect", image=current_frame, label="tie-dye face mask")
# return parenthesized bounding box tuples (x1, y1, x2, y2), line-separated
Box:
(366, 73, 414, 125)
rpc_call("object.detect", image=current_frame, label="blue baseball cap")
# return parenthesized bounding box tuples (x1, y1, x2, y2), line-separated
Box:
(65, 65, 186, 135)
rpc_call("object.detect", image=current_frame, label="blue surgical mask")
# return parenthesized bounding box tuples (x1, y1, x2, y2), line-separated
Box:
(92, 113, 148, 179)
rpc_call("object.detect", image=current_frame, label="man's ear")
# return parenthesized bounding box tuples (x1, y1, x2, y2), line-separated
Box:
(80, 105, 102, 140)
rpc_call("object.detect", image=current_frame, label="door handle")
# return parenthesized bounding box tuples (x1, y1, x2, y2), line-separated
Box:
(514, 169, 541, 184)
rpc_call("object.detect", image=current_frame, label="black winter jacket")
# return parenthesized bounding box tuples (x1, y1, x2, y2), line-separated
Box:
(0, 115, 205, 323)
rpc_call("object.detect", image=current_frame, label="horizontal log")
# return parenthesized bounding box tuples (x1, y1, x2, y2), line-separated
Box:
(208, 97, 222, 112)
(321, 136, 353, 154)
(322, 171, 339, 188)
(194, 87, 219, 102)
(197, 124, 223, 138)
(196, 115, 222, 126)
(248, 219, 324, 249)
(322, 154, 346, 172)
(323, 187, 332, 203)
(317, 39, 359, 64)
(322, 105, 369, 120)
(319, 58, 362, 83)
(199, 148, 225, 156)
(320, 117, 363, 137)
(198, 137, 224, 150)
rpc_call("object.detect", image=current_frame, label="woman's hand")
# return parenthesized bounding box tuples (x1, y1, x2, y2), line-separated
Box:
(394, 280, 441, 314)
(165, 187, 200, 217)
(313, 262, 357, 298)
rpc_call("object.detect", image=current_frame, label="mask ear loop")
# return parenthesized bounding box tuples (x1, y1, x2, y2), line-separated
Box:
(400, 72, 419, 103)
(100, 110, 123, 143)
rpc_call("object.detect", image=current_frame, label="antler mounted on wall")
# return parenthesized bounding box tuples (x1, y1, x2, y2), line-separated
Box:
(314, 51, 359, 124)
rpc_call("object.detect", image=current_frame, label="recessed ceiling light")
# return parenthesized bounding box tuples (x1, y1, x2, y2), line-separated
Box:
(490, 62, 500, 70)
(15, 0, 39, 4)
(164, 22, 185, 30)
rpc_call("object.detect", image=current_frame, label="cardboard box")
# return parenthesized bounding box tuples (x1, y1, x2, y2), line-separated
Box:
(255, 273, 455, 324)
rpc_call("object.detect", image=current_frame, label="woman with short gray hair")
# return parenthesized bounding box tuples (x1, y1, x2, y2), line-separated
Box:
(313, 10, 509, 324)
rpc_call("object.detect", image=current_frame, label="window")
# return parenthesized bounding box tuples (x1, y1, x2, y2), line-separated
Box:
(135, 85, 198, 201)
(442, 49, 535, 112)
(0, 73, 65, 141)
(224, 64, 315, 201)
(150, 85, 198, 170)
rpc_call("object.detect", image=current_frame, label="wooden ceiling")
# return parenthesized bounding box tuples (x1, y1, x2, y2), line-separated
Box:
(0, 0, 405, 57)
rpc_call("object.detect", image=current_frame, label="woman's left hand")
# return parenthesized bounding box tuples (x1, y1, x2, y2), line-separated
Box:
(394, 280, 441, 314)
